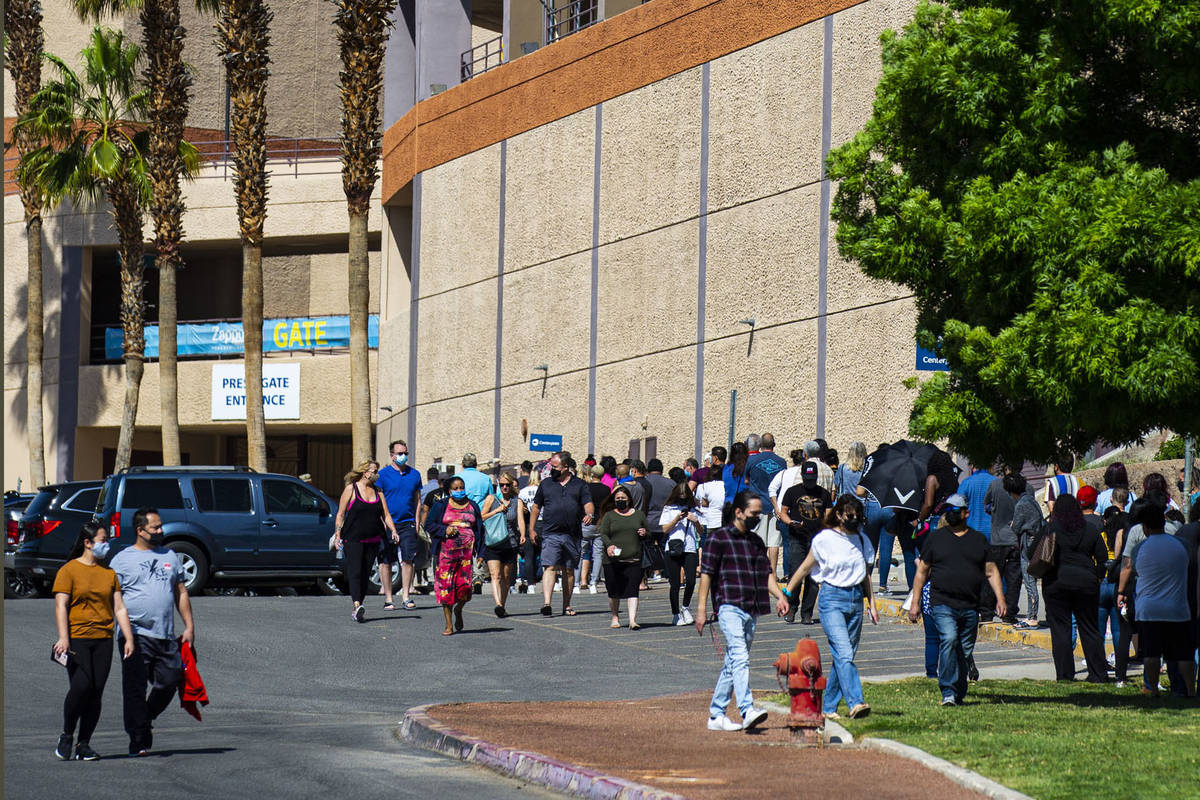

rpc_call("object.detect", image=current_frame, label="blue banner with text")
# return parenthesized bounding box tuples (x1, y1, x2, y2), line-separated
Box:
(105, 315, 379, 360)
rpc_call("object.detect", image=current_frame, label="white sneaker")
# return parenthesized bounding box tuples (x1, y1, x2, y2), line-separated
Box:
(680, 608, 694, 625)
(588, 585, 598, 594)
(707, 715, 742, 732)
(672, 614, 684, 626)
(741, 707, 768, 730)
(554, 583, 562, 592)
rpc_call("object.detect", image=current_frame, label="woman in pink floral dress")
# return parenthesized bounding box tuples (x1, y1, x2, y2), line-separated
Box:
(423, 476, 484, 635)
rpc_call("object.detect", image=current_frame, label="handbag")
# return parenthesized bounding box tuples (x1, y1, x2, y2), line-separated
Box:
(667, 537, 685, 558)
(1026, 523, 1057, 578)
(641, 539, 665, 571)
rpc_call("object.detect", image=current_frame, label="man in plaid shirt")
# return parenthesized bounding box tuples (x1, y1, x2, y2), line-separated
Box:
(696, 490, 790, 731)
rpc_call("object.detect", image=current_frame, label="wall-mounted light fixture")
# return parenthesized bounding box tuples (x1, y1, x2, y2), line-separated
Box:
(739, 318, 756, 357)
(535, 364, 549, 398)
(379, 405, 393, 413)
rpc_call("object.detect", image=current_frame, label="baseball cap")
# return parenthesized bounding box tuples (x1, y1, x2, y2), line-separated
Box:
(1076, 485, 1098, 509)
(801, 461, 818, 486)
(945, 493, 968, 509)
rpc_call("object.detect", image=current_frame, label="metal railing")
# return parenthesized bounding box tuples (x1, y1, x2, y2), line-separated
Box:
(461, 35, 504, 82)
(546, 0, 598, 44)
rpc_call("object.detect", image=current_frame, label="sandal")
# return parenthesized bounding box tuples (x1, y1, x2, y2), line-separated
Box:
(563, 607, 576, 616)
(540, 604, 553, 617)
(610, 619, 621, 628)
(629, 623, 641, 631)
(383, 602, 396, 611)
(403, 599, 417, 610)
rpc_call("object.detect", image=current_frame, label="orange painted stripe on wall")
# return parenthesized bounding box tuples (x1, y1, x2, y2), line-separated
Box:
(382, 0, 866, 205)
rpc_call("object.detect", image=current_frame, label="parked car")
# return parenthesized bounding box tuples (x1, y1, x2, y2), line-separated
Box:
(10, 482, 103, 598)
(88, 466, 344, 594)
(5, 491, 38, 598)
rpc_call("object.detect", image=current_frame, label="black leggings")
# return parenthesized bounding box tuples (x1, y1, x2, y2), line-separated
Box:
(63, 636, 113, 743)
(344, 540, 380, 604)
(665, 551, 698, 615)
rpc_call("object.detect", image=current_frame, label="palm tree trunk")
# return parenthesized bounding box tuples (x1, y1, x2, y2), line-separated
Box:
(7, 0, 46, 486)
(26, 216, 47, 486)
(243, 242, 267, 471)
(348, 208, 372, 458)
(110, 180, 147, 473)
(141, 0, 191, 467)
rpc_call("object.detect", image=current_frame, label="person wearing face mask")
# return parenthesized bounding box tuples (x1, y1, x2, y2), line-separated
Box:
(598, 485, 648, 629)
(482, 471, 522, 617)
(695, 491, 790, 732)
(109, 507, 196, 756)
(781, 496, 879, 719)
(528, 451, 595, 617)
(424, 477, 485, 635)
(51, 523, 136, 761)
(374, 439, 425, 609)
(907, 494, 1006, 706)
(334, 460, 400, 621)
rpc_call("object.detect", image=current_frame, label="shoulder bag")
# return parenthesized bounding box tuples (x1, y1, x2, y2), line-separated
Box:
(1026, 521, 1057, 578)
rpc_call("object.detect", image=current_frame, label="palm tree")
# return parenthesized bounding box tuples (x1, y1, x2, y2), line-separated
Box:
(74, 0, 217, 467)
(216, 0, 271, 472)
(332, 0, 396, 460)
(5, 0, 48, 487)
(17, 27, 198, 472)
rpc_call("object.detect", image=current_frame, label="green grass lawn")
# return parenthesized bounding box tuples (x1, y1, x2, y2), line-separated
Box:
(771, 678, 1199, 800)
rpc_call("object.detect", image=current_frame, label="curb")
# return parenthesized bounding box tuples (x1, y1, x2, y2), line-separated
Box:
(858, 737, 1035, 800)
(875, 596, 1101, 657)
(760, 700, 854, 744)
(399, 704, 688, 800)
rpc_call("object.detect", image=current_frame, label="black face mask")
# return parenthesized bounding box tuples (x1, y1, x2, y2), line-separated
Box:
(842, 515, 860, 527)
(549, 469, 563, 482)
(147, 533, 165, 547)
(943, 509, 964, 527)
(743, 513, 762, 531)
(613, 498, 629, 511)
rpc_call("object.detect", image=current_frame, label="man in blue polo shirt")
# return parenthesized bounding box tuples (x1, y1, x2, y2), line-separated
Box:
(457, 452, 493, 507)
(744, 433, 787, 577)
(374, 439, 424, 609)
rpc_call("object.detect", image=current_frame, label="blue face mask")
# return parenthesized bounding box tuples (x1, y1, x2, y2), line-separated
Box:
(394, 453, 408, 466)
(450, 489, 467, 501)
(92, 541, 111, 559)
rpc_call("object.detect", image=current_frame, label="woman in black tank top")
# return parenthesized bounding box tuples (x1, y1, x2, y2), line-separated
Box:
(334, 461, 399, 622)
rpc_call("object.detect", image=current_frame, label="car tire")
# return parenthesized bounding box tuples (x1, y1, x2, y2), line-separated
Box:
(4, 569, 43, 599)
(367, 563, 400, 594)
(167, 541, 209, 594)
(205, 586, 245, 597)
(316, 577, 347, 596)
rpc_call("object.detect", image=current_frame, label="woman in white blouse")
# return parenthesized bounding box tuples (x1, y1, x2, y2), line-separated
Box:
(782, 495, 880, 719)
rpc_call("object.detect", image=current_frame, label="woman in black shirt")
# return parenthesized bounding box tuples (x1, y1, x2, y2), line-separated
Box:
(1036, 495, 1108, 681)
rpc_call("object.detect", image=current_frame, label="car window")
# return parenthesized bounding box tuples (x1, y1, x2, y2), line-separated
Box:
(121, 478, 185, 509)
(194, 478, 254, 513)
(263, 480, 325, 514)
(62, 488, 101, 513)
(23, 489, 57, 517)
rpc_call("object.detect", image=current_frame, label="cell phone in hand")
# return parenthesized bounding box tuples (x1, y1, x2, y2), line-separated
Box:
(51, 647, 69, 668)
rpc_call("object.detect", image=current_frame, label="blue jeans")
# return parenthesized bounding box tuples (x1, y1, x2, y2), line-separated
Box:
(922, 584, 940, 677)
(929, 604, 978, 702)
(876, 529, 916, 591)
(709, 604, 757, 719)
(574, 533, 604, 586)
(818, 584, 866, 713)
(1019, 535, 1039, 619)
(1098, 582, 1121, 645)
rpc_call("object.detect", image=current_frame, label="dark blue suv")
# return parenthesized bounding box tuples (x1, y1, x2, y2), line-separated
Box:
(90, 466, 342, 594)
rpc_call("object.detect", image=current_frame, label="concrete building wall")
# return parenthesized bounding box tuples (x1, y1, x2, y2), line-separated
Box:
(378, 0, 928, 471)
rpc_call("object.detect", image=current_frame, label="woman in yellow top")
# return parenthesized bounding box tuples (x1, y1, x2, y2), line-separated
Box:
(52, 522, 135, 761)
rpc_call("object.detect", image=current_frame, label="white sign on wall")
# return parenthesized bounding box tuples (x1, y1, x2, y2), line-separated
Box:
(211, 363, 301, 420)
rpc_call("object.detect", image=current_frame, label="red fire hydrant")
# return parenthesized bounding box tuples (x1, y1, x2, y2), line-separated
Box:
(773, 638, 826, 742)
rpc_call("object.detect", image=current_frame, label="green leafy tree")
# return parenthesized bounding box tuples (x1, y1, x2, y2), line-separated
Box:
(828, 0, 1200, 466)
(17, 27, 198, 472)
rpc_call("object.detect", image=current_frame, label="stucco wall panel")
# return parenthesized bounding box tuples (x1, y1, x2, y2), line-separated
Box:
(822, 297, 918, 448)
(504, 110, 595, 270)
(498, 371, 590, 462)
(593, 352, 697, 470)
(419, 146, 502, 297)
(414, 281, 498, 404)
(705, 188, 822, 331)
(498, 253, 591, 385)
(707, 22, 825, 211)
(598, 68, 702, 243)
(830, 0, 919, 148)
(414, 392, 495, 464)
(596, 221, 698, 364)
(701, 323, 821, 453)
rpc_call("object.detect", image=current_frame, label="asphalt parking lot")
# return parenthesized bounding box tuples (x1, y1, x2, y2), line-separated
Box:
(4, 582, 1051, 799)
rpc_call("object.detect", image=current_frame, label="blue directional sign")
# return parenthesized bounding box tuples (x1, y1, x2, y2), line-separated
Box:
(529, 433, 563, 452)
(915, 344, 950, 372)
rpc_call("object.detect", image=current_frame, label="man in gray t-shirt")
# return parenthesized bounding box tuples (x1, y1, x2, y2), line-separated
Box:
(109, 507, 195, 756)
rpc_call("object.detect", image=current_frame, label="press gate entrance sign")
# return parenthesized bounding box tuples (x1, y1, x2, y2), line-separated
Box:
(529, 433, 563, 452)
(212, 363, 301, 420)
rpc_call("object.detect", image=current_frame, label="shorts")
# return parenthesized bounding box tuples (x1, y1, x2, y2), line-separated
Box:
(540, 533, 580, 570)
(603, 560, 642, 599)
(395, 522, 418, 563)
(483, 541, 519, 564)
(377, 535, 398, 565)
(754, 513, 781, 548)
(1137, 620, 1195, 661)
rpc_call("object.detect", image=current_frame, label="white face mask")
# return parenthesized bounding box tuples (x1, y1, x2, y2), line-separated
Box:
(92, 541, 111, 559)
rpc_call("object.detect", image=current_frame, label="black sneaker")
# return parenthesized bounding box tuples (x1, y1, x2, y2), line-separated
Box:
(74, 742, 100, 761)
(55, 734, 73, 761)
